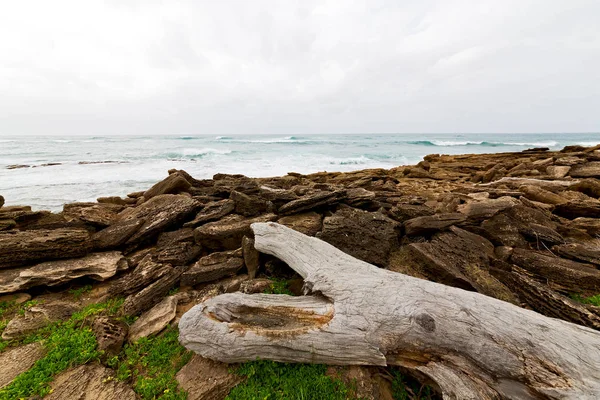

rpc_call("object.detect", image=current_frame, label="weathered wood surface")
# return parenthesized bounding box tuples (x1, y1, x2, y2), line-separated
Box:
(180, 222, 600, 399)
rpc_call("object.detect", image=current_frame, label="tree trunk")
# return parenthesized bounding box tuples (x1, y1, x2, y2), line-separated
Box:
(179, 223, 600, 399)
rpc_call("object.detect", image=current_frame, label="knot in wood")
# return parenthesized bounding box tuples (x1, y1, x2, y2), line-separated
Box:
(415, 313, 436, 332)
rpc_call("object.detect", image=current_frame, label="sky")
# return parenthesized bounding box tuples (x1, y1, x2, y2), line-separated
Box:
(0, 0, 599, 135)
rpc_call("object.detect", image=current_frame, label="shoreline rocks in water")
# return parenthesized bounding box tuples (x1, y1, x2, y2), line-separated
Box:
(0, 144, 599, 398)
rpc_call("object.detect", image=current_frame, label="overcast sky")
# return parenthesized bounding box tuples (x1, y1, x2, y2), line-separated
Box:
(1, 0, 599, 135)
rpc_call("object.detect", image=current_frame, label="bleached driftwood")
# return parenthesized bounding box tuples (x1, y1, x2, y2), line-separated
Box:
(179, 223, 600, 399)
(478, 177, 579, 188)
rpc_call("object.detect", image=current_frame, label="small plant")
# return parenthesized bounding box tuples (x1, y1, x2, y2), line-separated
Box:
(264, 279, 294, 295)
(69, 284, 93, 300)
(570, 293, 600, 307)
(227, 360, 350, 400)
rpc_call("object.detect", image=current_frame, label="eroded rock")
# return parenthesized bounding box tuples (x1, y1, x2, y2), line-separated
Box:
(0, 342, 46, 389)
(176, 355, 243, 400)
(128, 296, 177, 342)
(181, 250, 244, 287)
(194, 213, 277, 250)
(46, 364, 137, 400)
(2, 301, 79, 340)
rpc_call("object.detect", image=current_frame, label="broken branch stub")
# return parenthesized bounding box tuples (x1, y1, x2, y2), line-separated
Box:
(179, 222, 600, 399)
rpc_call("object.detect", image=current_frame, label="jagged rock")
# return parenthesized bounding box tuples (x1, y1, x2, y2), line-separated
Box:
(510, 248, 600, 295)
(482, 163, 505, 183)
(403, 213, 466, 236)
(242, 236, 259, 279)
(0, 228, 90, 269)
(404, 166, 433, 179)
(0, 251, 127, 294)
(240, 278, 273, 294)
(387, 204, 435, 223)
(230, 190, 270, 217)
(317, 207, 399, 267)
(554, 200, 600, 219)
(546, 165, 571, 178)
(121, 265, 186, 316)
(91, 218, 144, 250)
(0, 219, 15, 231)
(257, 186, 299, 207)
(456, 196, 520, 221)
(480, 213, 528, 247)
(0, 342, 46, 389)
(194, 213, 277, 250)
(553, 243, 600, 265)
(175, 355, 243, 400)
(120, 194, 201, 245)
(63, 203, 122, 228)
(92, 317, 128, 358)
(2, 301, 79, 340)
(143, 171, 192, 200)
(181, 250, 244, 287)
(405, 226, 517, 303)
(46, 364, 137, 400)
(519, 185, 567, 205)
(569, 162, 600, 178)
(278, 190, 346, 215)
(569, 179, 600, 198)
(156, 242, 202, 265)
(344, 188, 378, 209)
(157, 228, 195, 247)
(568, 217, 600, 236)
(277, 212, 323, 236)
(183, 199, 236, 228)
(128, 296, 177, 342)
(108, 255, 171, 297)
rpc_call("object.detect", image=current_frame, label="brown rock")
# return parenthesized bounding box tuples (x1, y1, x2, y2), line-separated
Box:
(546, 165, 571, 178)
(0, 228, 90, 269)
(240, 278, 273, 294)
(230, 190, 270, 217)
(0, 342, 46, 389)
(176, 355, 243, 400)
(404, 213, 466, 236)
(2, 301, 79, 340)
(121, 265, 185, 316)
(457, 196, 520, 221)
(318, 207, 399, 267)
(143, 172, 192, 200)
(569, 162, 600, 178)
(92, 317, 128, 358)
(480, 213, 528, 247)
(181, 250, 244, 287)
(326, 366, 394, 400)
(519, 185, 567, 205)
(568, 179, 600, 198)
(194, 213, 277, 250)
(568, 217, 600, 236)
(183, 199, 236, 228)
(91, 218, 145, 250)
(0, 195, 3, 208)
(108, 255, 171, 298)
(97, 196, 127, 205)
(242, 236, 259, 279)
(555, 156, 584, 166)
(277, 212, 323, 236)
(46, 364, 137, 400)
(0, 219, 15, 231)
(553, 243, 600, 266)
(63, 203, 124, 228)
(156, 241, 202, 266)
(344, 187, 378, 209)
(128, 296, 177, 342)
(554, 200, 600, 219)
(387, 204, 435, 223)
(278, 190, 346, 215)
(0, 251, 127, 294)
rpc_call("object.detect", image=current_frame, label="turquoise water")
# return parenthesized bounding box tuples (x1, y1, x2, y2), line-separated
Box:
(0, 133, 597, 211)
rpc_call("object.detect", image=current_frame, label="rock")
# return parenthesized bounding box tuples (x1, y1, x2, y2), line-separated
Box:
(2, 301, 79, 340)
(108, 255, 171, 298)
(176, 355, 243, 400)
(242, 236, 259, 279)
(510, 248, 600, 295)
(63, 203, 121, 228)
(552, 243, 600, 266)
(277, 212, 323, 236)
(519, 185, 567, 205)
(278, 190, 346, 215)
(0, 195, 3, 208)
(181, 250, 244, 287)
(0, 251, 127, 294)
(405, 166, 433, 179)
(183, 199, 236, 228)
(121, 265, 186, 316)
(546, 165, 571, 178)
(129, 296, 177, 342)
(121, 194, 201, 245)
(230, 190, 270, 217)
(569, 162, 600, 178)
(317, 207, 399, 267)
(344, 188, 378, 209)
(156, 241, 202, 266)
(482, 163, 505, 183)
(0, 228, 90, 269)
(46, 364, 137, 400)
(92, 317, 128, 358)
(0, 342, 46, 389)
(568, 217, 600, 236)
(143, 172, 192, 200)
(326, 366, 394, 400)
(480, 213, 528, 247)
(240, 278, 273, 294)
(194, 213, 277, 250)
(405, 226, 517, 303)
(91, 218, 145, 250)
(6, 164, 30, 169)
(457, 196, 520, 221)
(157, 228, 195, 247)
(0, 292, 31, 305)
(387, 204, 435, 223)
(553, 200, 600, 219)
(403, 213, 466, 236)
(97, 196, 127, 205)
(568, 179, 600, 198)
(0, 219, 15, 231)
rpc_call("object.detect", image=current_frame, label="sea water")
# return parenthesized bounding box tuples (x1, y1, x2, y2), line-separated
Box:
(0, 133, 597, 211)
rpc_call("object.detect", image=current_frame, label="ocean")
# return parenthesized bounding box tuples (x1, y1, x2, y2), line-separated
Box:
(0, 133, 598, 211)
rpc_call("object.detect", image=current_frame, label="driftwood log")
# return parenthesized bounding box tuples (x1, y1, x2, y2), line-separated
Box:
(179, 223, 600, 399)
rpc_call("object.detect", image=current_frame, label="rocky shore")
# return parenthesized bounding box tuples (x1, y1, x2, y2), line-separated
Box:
(1, 143, 600, 399)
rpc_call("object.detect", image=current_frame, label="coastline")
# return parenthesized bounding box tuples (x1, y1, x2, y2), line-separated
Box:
(1, 143, 600, 398)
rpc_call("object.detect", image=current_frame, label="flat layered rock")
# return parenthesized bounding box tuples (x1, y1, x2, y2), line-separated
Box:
(108, 255, 171, 297)
(143, 171, 192, 200)
(181, 250, 244, 286)
(63, 203, 122, 228)
(278, 190, 346, 215)
(0, 219, 15, 231)
(554, 200, 600, 219)
(457, 196, 520, 221)
(230, 190, 270, 217)
(277, 212, 323, 236)
(553, 243, 600, 266)
(121, 265, 186, 316)
(403, 213, 466, 236)
(2, 301, 79, 340)
(0, 342, 46, 389)
(0, 228, 90, 269)
(183, 199, 235, 228)
(91, 218, 145, 250)
(46, 364, 137, 400)
(387, 204, 435, 223)
(318, 207, 399, 267)
(569, 162, 600, 178)
(0, 251, 127, 294)
(128, 296, 177, 342)
(568, 217, 600, 236)
(194, 213, 277, 250)
(176, 355, 243, 400)
(519, 185, 567, 205)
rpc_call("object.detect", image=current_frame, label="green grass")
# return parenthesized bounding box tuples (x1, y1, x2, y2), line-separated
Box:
(227, 360, 351, 400)
(264, 279, 294, 296)
(572, 293, 600, 307)
(68, 284, 93, 300)
(0, 298, 124, 400)
(107, 326, 192, 400)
